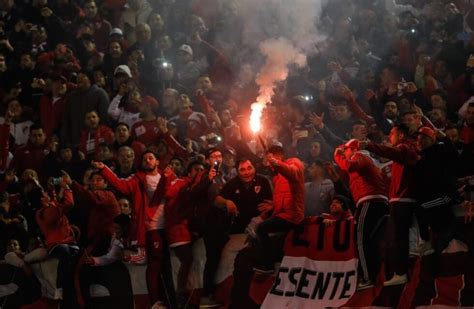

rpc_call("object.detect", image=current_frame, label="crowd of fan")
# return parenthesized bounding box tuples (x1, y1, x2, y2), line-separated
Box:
(0, 0, 474, 308)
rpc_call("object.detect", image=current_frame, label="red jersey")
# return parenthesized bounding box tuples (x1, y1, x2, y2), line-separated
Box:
(36, 190, 75, 250)
(79, 125, 115, 158)
(334, 151, 388, 206)
(272, 157, 305, 225)
(164, 176, 193, 246)
(131, 119, 160, 146)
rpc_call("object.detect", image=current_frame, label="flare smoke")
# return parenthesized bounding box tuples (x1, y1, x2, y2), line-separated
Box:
(239, 0, 324, 132)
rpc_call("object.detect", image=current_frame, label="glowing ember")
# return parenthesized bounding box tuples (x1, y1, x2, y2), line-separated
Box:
(250, 102, 265, 134)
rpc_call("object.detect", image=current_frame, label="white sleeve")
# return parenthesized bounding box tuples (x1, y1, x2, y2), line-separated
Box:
(24, 248, 48, 263)
(92, 239, 124, 266)
(108, 94, 123, 120)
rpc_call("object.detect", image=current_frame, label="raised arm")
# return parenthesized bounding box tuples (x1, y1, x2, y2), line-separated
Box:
(365, 142, 419, 165)
(107, 94, 122, 121)
(156, 117, 188, 158)
(270, 157, 304, 182)
(334, 149, 366, 173)
(93, 162, 137, 196)
(70, 181, 96, 206)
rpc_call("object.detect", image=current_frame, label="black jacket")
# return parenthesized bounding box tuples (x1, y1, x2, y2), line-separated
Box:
(414, 137, 459, 204)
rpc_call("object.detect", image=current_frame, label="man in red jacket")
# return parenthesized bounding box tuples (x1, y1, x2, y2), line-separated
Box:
(64, 170, 120, 246)
(93, 151, 174, 308)
(359, 124, 420, 286)
(334, 139, 389, 289)
(36, 180, 78, 300)
(79, 110, 115, 160)
(39, 75, 67, 138)
(254, 144, 305, 273)
(12, 124, 50, 177)
(163, 161, 206, 306)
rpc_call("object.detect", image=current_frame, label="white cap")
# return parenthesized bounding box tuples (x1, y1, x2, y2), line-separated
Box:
(109, 28, 123, 36)
(178, 44, 193, 56)
(114, 65, 132, 78)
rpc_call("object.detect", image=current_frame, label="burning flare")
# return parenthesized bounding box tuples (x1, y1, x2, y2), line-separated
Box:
(250, 102, 265, 134)
(249, 38, 307, 135)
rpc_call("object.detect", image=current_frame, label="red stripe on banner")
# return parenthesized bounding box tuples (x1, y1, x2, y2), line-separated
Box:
(397, 257, 421, 309)
(250, 273, 276, 304)
(432, 275, 464, 307)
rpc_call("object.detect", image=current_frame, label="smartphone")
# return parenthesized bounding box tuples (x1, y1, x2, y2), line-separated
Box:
(296, 130, 309, 138)
(213, 161, 220, 172)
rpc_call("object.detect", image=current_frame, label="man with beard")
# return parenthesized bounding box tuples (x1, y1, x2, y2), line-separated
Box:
(93, 151, 175, 308)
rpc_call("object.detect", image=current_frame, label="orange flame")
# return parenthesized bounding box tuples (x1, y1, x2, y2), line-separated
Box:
(250, 102, 265, 134)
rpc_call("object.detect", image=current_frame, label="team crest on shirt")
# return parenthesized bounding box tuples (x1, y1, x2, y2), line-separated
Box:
(154, 241, 160, 249)
(254, 185, 261, 194)
(235, 189, 240, 194)
(135, 125, 146, 136)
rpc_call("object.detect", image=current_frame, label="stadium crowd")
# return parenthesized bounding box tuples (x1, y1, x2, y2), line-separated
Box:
(0, 0, 473, 308)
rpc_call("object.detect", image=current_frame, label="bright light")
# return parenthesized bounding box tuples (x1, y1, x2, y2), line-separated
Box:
(162, 62, 169, 68)
(250, 102, 265, 134)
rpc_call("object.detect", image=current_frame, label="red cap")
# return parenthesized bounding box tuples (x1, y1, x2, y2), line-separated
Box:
(417, 127, 436, 140)
(142, 96, 158, 108)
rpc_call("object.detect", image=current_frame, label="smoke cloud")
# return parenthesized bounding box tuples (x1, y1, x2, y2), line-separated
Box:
(255, 38, 307, 104)
(229, 0, 325, 131)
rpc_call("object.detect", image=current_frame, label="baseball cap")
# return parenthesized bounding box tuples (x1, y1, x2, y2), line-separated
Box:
(417, 127, 436, 140)
(109, 28, 123, 36)
(205, 147, 221, 159)
(268, 140, 284, 155)
(178, 44, 193, 56)
(142, 96, 158, 108)
(223, 145, 236, 157)
(114, 65, 132, 78)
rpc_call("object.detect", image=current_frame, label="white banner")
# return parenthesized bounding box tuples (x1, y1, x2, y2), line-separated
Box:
(261, 256, 358, 309)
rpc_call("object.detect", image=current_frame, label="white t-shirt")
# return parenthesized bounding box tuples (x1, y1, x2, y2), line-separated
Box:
(145, 174, 165, 230)
(0, 118, 34, 146)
